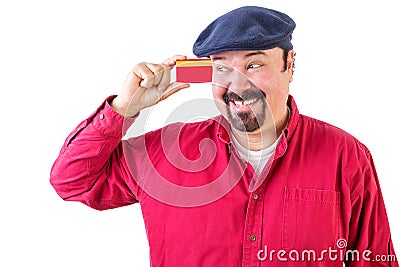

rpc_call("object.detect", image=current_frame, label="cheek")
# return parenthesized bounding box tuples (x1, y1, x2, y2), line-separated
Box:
(251, 71, 288, 95)
(250, 75, 273, 95)
(212, 85, 227, 100)
(212, 85, 228, 113)
(250, 73, 289, 109)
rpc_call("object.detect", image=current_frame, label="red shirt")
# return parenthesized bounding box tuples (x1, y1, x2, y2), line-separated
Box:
(50, 95, 398, 266)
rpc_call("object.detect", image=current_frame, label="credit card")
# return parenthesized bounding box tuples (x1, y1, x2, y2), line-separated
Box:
(176, 59, 212, 83)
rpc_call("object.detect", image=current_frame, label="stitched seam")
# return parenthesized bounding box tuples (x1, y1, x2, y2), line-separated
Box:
(350, 185, 363, 202)
(285, 198, 340, 204)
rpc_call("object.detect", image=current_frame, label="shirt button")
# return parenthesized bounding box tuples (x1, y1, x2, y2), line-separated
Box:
(253, 194, 259, 200)
(99, 114, 104, 120)
(249, 235, 256, 242)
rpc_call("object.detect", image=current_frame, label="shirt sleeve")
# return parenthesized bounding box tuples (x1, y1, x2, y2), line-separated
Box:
(50, 95, 141, 210)
(346, 146, 398, 266)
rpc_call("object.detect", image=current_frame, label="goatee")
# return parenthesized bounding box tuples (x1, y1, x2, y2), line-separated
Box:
(223, 89, 267, 132)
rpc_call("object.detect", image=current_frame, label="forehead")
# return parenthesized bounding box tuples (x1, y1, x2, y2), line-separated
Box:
(210, 48, 283, 61)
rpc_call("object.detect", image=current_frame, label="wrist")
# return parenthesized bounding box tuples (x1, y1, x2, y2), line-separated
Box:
(110, 96, 140, 118)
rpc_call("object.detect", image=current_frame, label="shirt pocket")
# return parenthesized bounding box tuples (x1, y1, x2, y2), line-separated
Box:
(282, 187, 341, 251)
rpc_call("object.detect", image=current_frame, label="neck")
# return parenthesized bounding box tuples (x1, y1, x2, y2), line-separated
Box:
(231, 106, 289, 151)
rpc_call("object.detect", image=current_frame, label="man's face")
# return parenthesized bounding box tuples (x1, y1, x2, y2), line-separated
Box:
(210, 47, 294, 133)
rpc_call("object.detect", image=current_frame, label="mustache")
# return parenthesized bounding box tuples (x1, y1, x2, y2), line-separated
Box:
(222, 89, 266, 105)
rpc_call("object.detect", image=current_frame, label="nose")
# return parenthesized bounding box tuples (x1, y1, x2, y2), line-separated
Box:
(228, 70, 252, 93)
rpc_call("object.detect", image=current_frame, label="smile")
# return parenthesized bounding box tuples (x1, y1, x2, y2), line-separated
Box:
(223, 89, 266, 106)
(233, 98, 258, 107)
(228, 97, 262, 113)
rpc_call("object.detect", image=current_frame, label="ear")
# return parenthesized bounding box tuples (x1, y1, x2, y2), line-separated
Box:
(287, 50, 295, 82)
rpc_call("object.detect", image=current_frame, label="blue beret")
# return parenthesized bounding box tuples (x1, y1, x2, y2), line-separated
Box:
(193, 6, 296, 57)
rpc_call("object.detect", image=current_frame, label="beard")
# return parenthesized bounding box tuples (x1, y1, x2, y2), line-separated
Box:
(222, 89, 267, 132)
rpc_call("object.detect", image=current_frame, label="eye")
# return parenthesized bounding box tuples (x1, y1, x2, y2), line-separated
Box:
(248, 63, 262, 69)
(216, 65, 229, 72)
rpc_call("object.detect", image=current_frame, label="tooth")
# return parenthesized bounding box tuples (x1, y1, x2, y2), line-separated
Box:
(244, 99, 256, 105)
(234, 101, 244, 106)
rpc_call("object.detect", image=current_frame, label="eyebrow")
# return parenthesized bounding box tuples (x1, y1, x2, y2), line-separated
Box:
(244, 51, 267, 57)
(211, 51, 267, 61)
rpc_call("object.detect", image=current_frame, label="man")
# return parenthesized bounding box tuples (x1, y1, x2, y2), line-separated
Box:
(50, 6, 398, 266)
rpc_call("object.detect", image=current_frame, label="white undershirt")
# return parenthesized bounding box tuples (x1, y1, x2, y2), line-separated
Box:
(231, 133, 282, 175)
(230, 107, 290, 175)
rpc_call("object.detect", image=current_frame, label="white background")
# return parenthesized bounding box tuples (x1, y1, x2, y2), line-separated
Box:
(1, 0, 399, 266)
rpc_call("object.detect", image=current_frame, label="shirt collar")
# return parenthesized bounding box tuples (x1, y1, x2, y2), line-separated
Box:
(283, 95, 300, 142)
(216, 115, 232, 144)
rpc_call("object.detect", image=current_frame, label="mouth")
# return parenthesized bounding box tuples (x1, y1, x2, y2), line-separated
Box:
(233, 98, 258, 107)
(229, 98, 260, 112)
(223, 89, 265, 112)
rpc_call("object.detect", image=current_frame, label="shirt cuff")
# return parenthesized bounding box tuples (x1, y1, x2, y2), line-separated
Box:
(91, 95, 138, 139)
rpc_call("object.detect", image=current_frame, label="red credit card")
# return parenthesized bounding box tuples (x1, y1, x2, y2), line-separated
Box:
(176, 59, 212, 83)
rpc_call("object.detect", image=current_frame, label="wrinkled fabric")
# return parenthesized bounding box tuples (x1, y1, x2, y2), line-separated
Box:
(50, 95, 398, 266)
